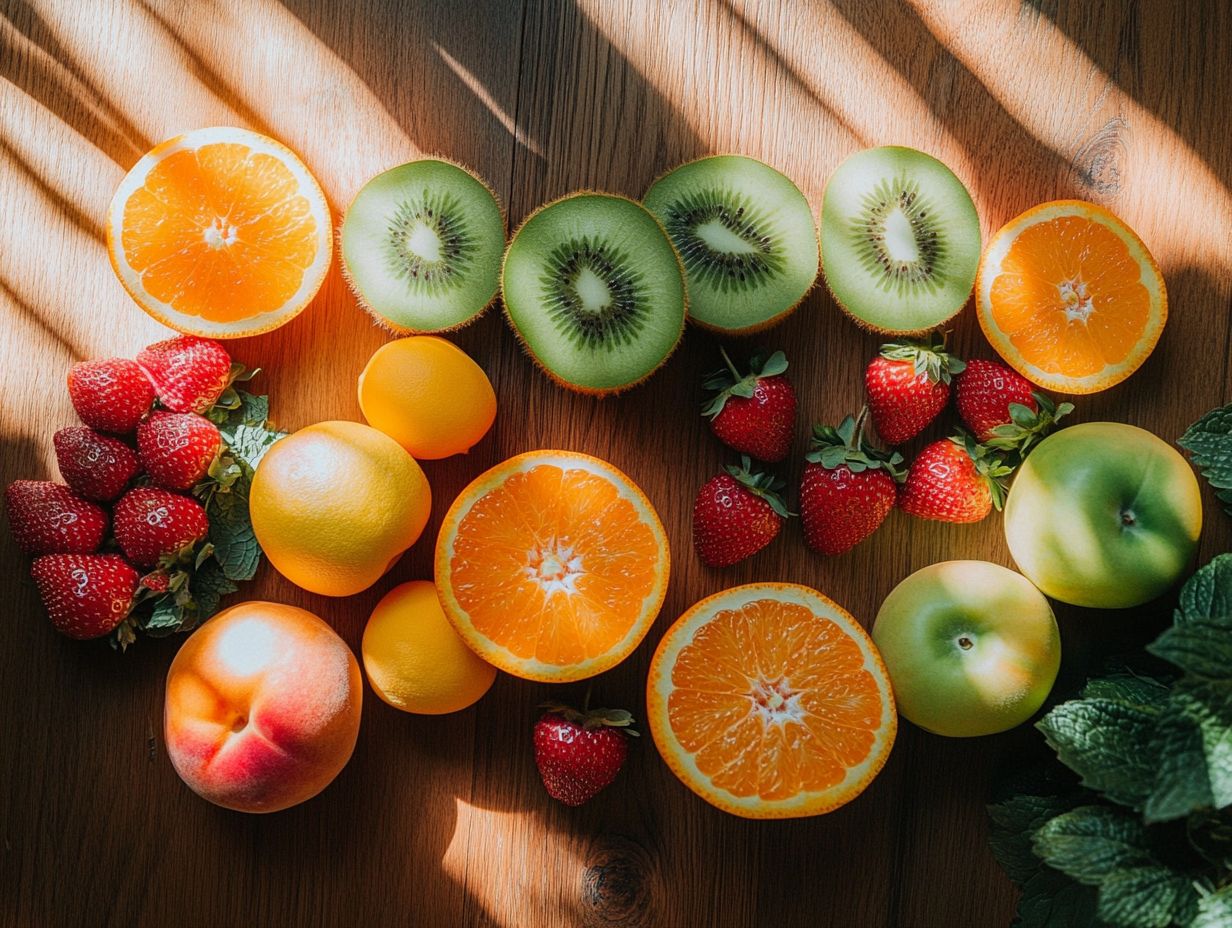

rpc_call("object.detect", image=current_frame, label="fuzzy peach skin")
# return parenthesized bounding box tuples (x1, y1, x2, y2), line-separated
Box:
(164, 602, 362, 813)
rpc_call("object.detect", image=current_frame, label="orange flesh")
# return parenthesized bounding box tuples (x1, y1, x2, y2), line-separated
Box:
(989, 215, 1151, 377)
(120, 142, 318, 322)
(667, 600, 885, 801)
(448, 463, 660, 666)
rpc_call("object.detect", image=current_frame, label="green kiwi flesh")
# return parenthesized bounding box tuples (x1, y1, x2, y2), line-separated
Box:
(341, 159, 505, 332)
(643, 155, 819, 333)
(821, 145, 980, 334)
(501, 193, 685, 394)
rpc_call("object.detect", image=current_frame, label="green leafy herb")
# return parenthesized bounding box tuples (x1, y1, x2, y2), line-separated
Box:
(1179, 404, 1232, 515)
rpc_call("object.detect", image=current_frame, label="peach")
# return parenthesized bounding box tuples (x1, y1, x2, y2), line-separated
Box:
(164, 601, 362, 813)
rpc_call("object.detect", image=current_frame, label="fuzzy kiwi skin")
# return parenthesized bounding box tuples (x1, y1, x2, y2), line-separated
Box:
(339, 156, 508, 335)
(500, 190, 688, 397)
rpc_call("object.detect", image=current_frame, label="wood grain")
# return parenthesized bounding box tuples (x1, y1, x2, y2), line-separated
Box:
(2, 1, 1230, 925)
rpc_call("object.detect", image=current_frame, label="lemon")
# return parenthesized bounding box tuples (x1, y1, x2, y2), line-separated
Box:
(250, 421, 431, 597)
(358, 336, 496, 460)
(362, 581, 496, 714)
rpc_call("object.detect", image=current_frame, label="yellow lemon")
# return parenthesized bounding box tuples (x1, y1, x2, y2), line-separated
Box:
(362, 581, 497, 714)
(357, 336, 496, 459)
(250, 421, 431, 597)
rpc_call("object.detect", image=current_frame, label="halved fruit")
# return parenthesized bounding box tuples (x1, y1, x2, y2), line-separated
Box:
(340, 159, 506, 333)
(107, 126, 332, 338)
(435, 450, 670, 682)
(643, 155, 819, 333)
(976, 200, 1166, 394)
(647, 583, 896, 819)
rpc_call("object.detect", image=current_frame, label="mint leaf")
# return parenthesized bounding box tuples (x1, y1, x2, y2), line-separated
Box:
(1032, 805, 1152, 885)
(188, 560, 237, 625)
(206, 471, 260, 582)
(228, 421, 283, 472)
(1192, 885, 1232, 928)
(1180, 404, 1232, 514)
(1145, 699, 1213, 822)
(144, 595, 185, 634)
(1176, 553, 1232, 630)
(1149, 624, 1232, 679)
(1038, 698, 1163, 808)
(1082, 673, 1172, 706)
(1095, 865, 1197, 928)
(1178, 679, 1232, 808)
(989, 792, 1084, 884)
(1015, 867, 1103, 928)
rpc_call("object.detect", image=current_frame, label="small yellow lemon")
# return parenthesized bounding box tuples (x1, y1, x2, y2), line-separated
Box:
(250, 421, 431, 597)
(362, 581, 497, 714)
(357, 336, 496, 459)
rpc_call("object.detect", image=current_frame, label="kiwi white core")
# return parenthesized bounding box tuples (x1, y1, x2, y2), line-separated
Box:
(883, 207, 919, 264)
(573, 267, 612, 314)
(405, 222, 444, 264)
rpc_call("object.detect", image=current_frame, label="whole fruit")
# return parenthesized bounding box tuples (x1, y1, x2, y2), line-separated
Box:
(702, 349, 797, 462)
(1004, 422, 1202, 608)
(53, 427, 142, 501)
(66, 358, 155, 434)
(358, 336, 496, 460)
(31, 553, 139, 639)
(898, 437, 1010, 524)
(250, 421, 431, 596)
(533, 704, 635, 806)
(692, 457, 789, 568)
(136, 335, 232, 414)
(5, 480, 109, 554)
(872, 561, 1061, 737)
(361, 581, 496, 714)
(865, 335, 964, 446)
(113, 487, 210, 567)
(137, 411, 221, 490)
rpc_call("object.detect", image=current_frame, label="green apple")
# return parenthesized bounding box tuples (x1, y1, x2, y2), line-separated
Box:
(1004, 422, 1202, 609)
(872, 561, 1061, 737)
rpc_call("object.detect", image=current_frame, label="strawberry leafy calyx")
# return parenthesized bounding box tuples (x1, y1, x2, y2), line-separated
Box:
(806, 409, 905, 481)
(879, 332, 965, 386)
(952, 432, 1015, 511)
(726, 455, 794, 518)
(701, 348, 788, 419)
(982, 393, 1075, 456)
(539, 703, 640, 737)
(207, 362, 261, 419)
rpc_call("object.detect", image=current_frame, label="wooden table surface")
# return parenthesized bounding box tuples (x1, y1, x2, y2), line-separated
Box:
(3, 1, 1231, 925)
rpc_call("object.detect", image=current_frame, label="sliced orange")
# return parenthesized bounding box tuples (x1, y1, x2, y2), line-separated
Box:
(435, 450, 669, 682)
(647, 583, 896, 819)
(976, 200, 1166, 394)
(107, 126, 332, 338)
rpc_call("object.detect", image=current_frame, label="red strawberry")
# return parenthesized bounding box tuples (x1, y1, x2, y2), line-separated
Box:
(67, 358, 155, 434)
(137, 411, 221, 490)
(692, 456, 791, 568)
(898, 436, 1012, 524)
(30, 553, 138, 639)
(956, 359, 1073, 454)
(112, 487, 209, 567)
(5, 480, 108, 554)
(53, 426, 142, 501)
(136, 336, 233, 414)
(800, 412, 904, 555)
(702, 349, 797, 462)
(865, 334, 965, 445)
(533, 704, 636, 806)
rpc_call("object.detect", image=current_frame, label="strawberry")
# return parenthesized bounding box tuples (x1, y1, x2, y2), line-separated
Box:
(865, 334, 965, 445)
(136, 411, 221, 491)
(30, 553, 139, 639)
(702, 349, 797, 462)
(800, 412, 904, 555)
(956, 359, 1073, 454)
(53, 426, 142, 501)
(898, 436, 1013, 523)
(692, 456, 791, 568)
(67, 358, 155, 434)
(136, 335, 233, 414)
(533, 703, 636, 806)
(4, 480, 108, 554)
(112, 487, 209, 567)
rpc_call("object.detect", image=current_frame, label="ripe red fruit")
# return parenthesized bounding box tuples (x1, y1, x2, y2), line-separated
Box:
(136, 335, 233, 414)
(865, 335, 965, 445)
(30, 553, 139, 639)
(4, 480, 108, 554)
(702, 349, 797, 462)
(137, 411, 221, 491)
(112, 487, 210, 567)
(53, 426, 142, 501)
(67, 358, 155, 434)
(692, 457, 791, 568)
(898, 437, 1012, 524)
(956, 359, 1073, 454)
(800, 413, 904, 556)
(533, 704, 636, 806)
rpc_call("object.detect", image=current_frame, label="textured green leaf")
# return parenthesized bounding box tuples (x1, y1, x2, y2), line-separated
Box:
(206, 471, 260, 582)
(1032, 805, 1151, 885)
(188, 560, 238, 625)
(144, 596, 185, 634)
(1014, 867, 1103, 928)
(1096, 865, 1196, 928)
(1038, 698, 1163, 808)
(1144, 699, 1213, 823)
(1179, 405, 1232, 514)
(1177, 680, 1232, 808)
(1149, 625, 1232, 679)
(1176, 554, 1232, 630)
(1191, 885, 1232, 928)
(989, 791, 1085, 885)
(1082, 673, 1172, 707)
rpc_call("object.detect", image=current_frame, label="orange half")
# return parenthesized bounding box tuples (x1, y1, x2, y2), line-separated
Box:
(976, 200, 1166, 394)
(647, 583, 896, 819)
(107, 126, 332, 338)
(435, 451, 669, 682)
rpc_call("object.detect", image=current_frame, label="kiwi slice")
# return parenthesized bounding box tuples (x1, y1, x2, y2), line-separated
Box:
(501, 193, 685, 395)
(643, 155, 819, 333)
(340, 159, 505, 332)
(820, 145, 980, 334)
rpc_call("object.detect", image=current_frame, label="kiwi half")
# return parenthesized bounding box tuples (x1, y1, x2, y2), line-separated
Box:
(501, 193, 686, 395)
(643, 155, 819, 333)
(340, 159, 505, 333)
(820, 146, 980, 334)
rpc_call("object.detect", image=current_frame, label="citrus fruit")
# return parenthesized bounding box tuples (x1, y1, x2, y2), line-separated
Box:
(976, 200, 1166, 394)
(250, 421, 431, 597)
(358, 336, 496, 460)
(107, 126, 332, 338)
(647, 583, 896, 819)
(435, 450, 669, 682)
(362, 580, 497, 714)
